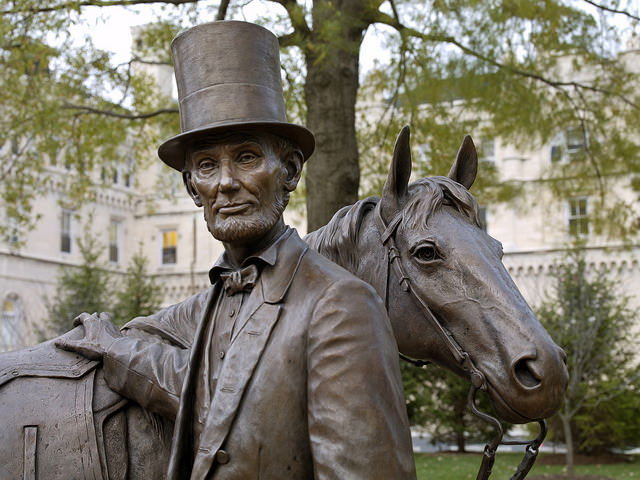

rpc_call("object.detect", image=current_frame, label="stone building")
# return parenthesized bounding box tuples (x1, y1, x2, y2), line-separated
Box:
(477, 135, 639, 311)
(1, 37, 637, 352)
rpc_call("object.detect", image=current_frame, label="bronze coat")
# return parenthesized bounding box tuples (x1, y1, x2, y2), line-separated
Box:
(104, 230, 416, 479)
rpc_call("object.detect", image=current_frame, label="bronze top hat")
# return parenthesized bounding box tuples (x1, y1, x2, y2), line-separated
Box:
(158, 21, 315, 171)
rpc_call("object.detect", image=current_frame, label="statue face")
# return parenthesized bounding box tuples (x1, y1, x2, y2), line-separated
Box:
(186, 134, 291, 244)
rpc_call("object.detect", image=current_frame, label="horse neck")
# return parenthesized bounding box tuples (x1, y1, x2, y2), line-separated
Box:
(305, 198, 388, 301)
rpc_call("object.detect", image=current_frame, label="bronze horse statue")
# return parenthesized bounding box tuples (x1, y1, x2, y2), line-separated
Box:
(306, 127, 568, 425)
(0, 127, 568, 479)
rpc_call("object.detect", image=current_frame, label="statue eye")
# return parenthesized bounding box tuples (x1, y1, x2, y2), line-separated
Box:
(411, 243, 441, 264)
(238, 151, 258, 163)
(198, 158, 217, 171)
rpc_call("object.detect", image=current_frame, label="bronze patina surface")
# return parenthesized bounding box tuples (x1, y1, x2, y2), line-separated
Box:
(0, 21, 568, 480)
(55, 21, 416, 480)
(306, 127, 569, 425)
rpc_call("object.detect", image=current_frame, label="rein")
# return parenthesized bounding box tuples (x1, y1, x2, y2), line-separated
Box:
(374, 203, 547, 480)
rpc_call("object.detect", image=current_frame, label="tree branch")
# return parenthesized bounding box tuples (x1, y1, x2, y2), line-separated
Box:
(278, 32, 302, 48)
(374, 0, 408, 148)
(62, 103, 178, 119)
(1, 0, 201, 16)
(582, 0, 640, 22)
(216, 0, 230, 20)
(268, 0, 310, 39)
(132, 56, 172, 66)
(373, 11, 640, 110)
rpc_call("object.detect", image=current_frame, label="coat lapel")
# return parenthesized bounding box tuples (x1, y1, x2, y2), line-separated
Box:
(166, 283, 221, 480)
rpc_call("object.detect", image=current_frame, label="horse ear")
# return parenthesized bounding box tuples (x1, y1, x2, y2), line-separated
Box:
(448, 135, 478, 190)
(381, 125, 412, 218)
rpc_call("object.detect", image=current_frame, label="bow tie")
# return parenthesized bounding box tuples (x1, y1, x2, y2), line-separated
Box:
(220, 264, 259, 296)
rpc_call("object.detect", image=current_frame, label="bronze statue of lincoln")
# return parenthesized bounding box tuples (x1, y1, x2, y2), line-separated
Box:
(57, 21, 416, 479)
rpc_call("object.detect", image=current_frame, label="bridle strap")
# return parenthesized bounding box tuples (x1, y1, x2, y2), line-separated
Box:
(374, 203, 487, 390)
(374, 201, 547, 480)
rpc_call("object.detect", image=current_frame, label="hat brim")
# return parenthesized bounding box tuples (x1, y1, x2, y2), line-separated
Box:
(158, 121, 315, 171)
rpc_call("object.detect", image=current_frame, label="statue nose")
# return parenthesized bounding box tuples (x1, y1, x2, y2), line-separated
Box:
(219, 164, 240, 192)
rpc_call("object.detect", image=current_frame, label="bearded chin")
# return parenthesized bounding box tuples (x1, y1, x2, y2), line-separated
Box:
(206, 192, 289, 243)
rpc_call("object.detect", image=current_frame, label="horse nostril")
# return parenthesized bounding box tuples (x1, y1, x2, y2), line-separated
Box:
(514, 358, 541, 389)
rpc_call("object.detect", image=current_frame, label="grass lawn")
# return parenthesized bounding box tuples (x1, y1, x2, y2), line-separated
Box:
(415, 452, 640, 479)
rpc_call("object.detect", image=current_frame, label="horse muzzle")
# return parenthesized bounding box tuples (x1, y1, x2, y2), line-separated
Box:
(487, 344, 569, 424)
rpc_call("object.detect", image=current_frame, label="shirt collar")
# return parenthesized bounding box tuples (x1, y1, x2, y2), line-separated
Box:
(208, 226, 292, 285)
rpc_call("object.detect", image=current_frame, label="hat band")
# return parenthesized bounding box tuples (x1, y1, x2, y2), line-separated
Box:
(179, 83, 287, 132)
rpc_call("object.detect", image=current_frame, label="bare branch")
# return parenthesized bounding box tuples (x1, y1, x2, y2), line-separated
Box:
(373, 11, 640, 110)
(582, 0, 640, 22)
(1, 0, 201, 16)
(132, 56, 172, 66)
(216, 0, 230, 20)
(62, 103, 178, 119)
(374, 0, 408, 148)
(278, 32, 300, 48)
(267, 0, 310, 38)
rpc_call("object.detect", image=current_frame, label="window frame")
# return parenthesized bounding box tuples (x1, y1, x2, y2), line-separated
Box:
(108, 219, 122, 264)
(161, 228, 178, 265)
(551, 128, 588, 164)
(61, 209, 73, 254)
(0, 294, 21, 352)
(478, 138, 496, 164)
(566, 196, 590, 238)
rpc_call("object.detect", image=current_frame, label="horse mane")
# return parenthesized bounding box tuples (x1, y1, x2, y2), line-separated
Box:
(304, 197, 378, 272)
(403, 176, 482, 230)
(305, 176, 481, 271)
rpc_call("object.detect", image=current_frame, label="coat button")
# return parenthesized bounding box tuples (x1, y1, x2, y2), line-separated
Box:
(216, 450, 230, 464)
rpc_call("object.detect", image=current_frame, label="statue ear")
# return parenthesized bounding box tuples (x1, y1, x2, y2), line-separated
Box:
(283, 149, 303, 192)
(380, 125, 412, 221)
(447, 135, 478, 190)
(183, 172, 202, 207)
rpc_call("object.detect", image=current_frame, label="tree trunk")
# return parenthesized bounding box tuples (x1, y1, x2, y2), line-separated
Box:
(455, 431, 466, 453)
(303, 1, 366, 231)
(560, 410, 575, 479)
(456, 404, 467, 453)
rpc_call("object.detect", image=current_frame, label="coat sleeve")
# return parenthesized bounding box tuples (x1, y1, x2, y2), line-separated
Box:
(102, 335, 189, 420)
(101, 288, 215, 420)
(306, 278, 417, 480)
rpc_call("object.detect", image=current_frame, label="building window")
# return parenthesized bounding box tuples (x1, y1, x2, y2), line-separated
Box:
(0, 296, 20, 352)
(61, 210, 72, 253)
(551, 127, 587, 163)
(8, 217, 19, 246)
(478, 138, 495, 163)
(162, 229, 177, 265)
(109, 220, 121, 263)
(124, 157, 134, 188)
(565, 127, 585, 154)
(567, 197, 589, 237)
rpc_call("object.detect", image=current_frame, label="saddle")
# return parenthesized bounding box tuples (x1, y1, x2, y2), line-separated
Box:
(0, 327, 128, 480)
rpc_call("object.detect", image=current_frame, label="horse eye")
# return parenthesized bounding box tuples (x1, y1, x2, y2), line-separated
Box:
(412, 244, 440, 263)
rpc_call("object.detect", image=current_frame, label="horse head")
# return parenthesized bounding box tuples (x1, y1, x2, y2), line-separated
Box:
(376, 126, 568, 424)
